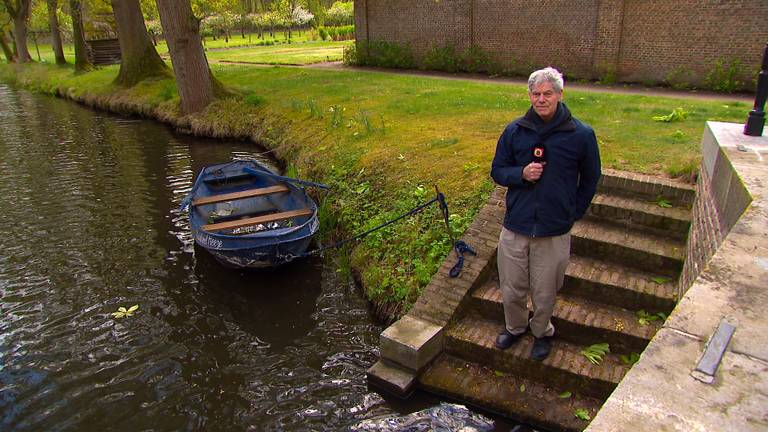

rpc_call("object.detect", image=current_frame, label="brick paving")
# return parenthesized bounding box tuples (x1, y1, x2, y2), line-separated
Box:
(420, 354, 602, 432)
(409, 170, 694, 430)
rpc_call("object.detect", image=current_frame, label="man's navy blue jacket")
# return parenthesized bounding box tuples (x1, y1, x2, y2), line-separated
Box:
(491, 102, 601, 237)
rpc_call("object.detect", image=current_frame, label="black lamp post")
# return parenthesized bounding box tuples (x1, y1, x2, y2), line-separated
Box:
(744, 43, 768, 137)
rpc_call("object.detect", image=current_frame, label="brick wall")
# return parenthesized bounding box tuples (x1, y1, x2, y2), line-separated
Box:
(678, 165, 723, 295)
(355, 0, 768, 87)
(678, 122, 753, 296)
(619, 0, 768, 85)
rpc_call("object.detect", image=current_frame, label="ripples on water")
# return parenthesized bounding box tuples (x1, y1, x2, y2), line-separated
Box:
(0, 85, 519, 431)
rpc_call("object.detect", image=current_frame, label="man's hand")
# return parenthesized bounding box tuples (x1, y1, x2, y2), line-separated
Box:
(523, 162, 546, 182)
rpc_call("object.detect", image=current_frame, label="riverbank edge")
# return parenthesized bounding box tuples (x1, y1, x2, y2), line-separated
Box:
(0, 63, 405, 323)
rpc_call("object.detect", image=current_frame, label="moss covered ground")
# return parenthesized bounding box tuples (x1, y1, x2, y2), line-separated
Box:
(0, 58, 750, 318)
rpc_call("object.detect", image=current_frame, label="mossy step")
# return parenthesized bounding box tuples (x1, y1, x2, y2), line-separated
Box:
(571, 218, 685, 275)
(589, 191, 691, 240)
(419, 354, 602, 432)
(565, 254, 677, 313)
(598, 169, 696, 209)
(446, 314, 629, 400)
(472, 280, 660, 354)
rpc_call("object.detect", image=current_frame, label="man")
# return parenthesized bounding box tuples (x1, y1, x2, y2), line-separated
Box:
(490, 67, 601, 361)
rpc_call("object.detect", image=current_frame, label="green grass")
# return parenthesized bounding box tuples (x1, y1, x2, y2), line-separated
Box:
(27, 32, 343, 65)
(204, 40, 352, 65)
(0, 60, 748, 315)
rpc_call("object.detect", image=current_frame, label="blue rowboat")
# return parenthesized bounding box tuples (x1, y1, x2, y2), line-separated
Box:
(182, 160, 321, 269)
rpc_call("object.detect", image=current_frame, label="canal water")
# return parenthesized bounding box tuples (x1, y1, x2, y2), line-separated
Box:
(0, 85, 525, 431)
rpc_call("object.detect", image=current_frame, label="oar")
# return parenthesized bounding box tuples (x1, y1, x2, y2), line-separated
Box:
(243, 166, 330, 190)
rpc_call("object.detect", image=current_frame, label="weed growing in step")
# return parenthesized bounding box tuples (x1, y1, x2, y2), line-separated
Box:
(581, 343, 610, 365)
(636, 310, 667, 326)
(574, 408, 591, 421)
(620, 352, 641, 366)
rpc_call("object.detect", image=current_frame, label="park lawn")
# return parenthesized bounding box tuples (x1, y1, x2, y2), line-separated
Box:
(30, 32, 343, 65)
(0, 61, 749, 313)
(204, 40, 352, 65)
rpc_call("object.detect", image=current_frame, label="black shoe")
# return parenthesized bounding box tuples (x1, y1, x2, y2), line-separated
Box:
(495, 329, 521, 350)
(530, 336, 552, 361)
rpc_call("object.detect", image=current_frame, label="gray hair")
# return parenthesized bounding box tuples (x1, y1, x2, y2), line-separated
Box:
(528, 67, 564, 93)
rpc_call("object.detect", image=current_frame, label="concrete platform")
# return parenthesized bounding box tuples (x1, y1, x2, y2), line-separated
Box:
(587, 122, 768, 431)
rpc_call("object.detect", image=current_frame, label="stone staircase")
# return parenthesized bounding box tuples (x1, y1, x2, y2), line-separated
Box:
(416, 171, 695, 431)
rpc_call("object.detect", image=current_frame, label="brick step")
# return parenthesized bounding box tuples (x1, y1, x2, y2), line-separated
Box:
(565, 254, 677, 313)
(472, 280, 660, 354)
(598, 169, 695, 209)
(571, 218, 685, 275)
(588, 191, 691, 240)
(446, 314, 630, 400)
(419, 354, 602, 432)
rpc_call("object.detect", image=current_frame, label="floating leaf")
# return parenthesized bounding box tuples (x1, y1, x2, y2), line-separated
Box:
(111, 305, 139, 319)
(574, 408, 591, 421)
(494, 370, 505, 377)
(558, 391, 572, 399)
(519, 384, 525, 392)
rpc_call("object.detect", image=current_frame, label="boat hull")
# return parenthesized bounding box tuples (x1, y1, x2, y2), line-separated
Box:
(185, 160, 320, 269)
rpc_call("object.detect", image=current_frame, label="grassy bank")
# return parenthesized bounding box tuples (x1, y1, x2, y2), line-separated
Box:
(0, 60, 749, 319)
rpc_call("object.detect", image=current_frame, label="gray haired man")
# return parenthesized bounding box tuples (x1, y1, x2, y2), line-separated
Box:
(490, 67, 601, 361)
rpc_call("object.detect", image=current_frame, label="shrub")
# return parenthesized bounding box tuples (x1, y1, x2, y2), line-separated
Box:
(318, 26, 328, 40)
(422, 44, 460, 73)
(664, 66, 696, 90)
(705, 59, 745, 93)
(460, 45, 493, 73)
(344, 40, 416, 69)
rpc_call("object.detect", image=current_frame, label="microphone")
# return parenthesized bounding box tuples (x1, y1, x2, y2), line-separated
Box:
(533, 144, 545, 163)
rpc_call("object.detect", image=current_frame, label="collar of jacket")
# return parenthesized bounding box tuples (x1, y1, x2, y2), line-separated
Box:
(517, 102, 576, 138)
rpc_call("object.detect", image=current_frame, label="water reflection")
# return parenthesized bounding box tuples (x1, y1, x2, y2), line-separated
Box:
(192, 246, 323, 349)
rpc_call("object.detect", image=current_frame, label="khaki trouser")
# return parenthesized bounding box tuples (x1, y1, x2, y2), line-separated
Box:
(497, 227, 571, 338)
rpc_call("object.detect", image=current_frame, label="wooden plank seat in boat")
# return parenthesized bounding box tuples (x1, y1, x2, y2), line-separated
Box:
(192, 184, 289, 206)
(202, 208, 313, 232)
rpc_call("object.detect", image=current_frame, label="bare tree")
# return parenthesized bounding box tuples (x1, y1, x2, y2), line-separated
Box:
(156, 0, 221, 114)
(69, 0, 91, 71)
(46, 0, 66, 64)
(111, 0, 169, 86)
(1, 0, 33, 62)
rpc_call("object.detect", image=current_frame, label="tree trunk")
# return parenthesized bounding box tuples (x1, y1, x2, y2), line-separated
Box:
(0, 31, 16, 62)
(112, 0, 169, 86)
(69, 0, 92, 71)
(155, 0, 217, 114)
(46, 0, 66, 64)
(2, 0, 33, 62)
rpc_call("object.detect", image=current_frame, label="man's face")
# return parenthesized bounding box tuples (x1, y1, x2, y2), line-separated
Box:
(529, 81, 563, 122)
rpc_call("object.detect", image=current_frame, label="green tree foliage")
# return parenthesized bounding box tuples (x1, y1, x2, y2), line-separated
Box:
(324, 0, 351, 26)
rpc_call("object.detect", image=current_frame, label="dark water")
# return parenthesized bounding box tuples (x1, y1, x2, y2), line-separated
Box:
(0, 84, 523, 431)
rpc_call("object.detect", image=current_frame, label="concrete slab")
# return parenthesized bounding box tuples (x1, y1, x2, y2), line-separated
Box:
(366, 360, 417, 398)
(380, 315, 444, 372)
(588, 122, 768, 431)
(587, 328, 768, 432)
